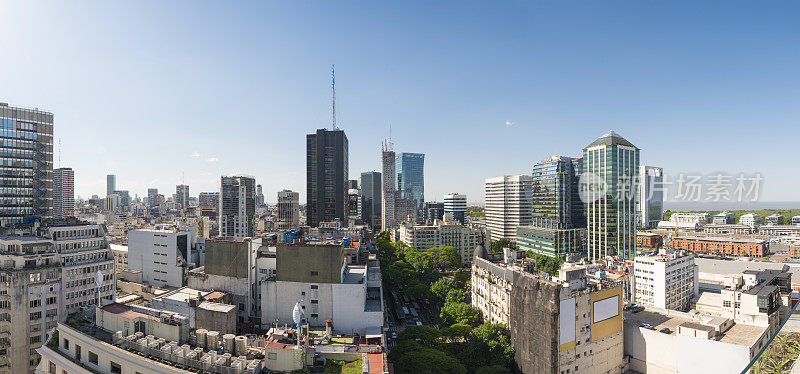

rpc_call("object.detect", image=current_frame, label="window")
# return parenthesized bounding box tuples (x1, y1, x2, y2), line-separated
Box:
(310, 300, 318, 304)
(268, 352, 277, 360)
(88, 351, 98, 365)
(110, 361, 122, 374)
(310, 271, 318, 276)
(30, 335, 41, 344)
(310, 285, 318, 290)
(311, 313, 318, 318)
(63, 338, 69, 350)
(49, 361, 56, 374)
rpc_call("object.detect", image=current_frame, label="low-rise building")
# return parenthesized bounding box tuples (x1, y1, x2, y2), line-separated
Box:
(150, 287, 237, 334)
(712, 212, 736, 225)
(397, 221, 483, 265)
(110, 243, 128, 273)
(793, 216, 800, 225)
(128, 228, 192, 288)
(471, 246, 625, 374)
(765, 214, 785, 226)
(703, 224, 755, 235)
(759, 225, 800, 236)
(672, 236, 768, 257)
(515, 225, 584, 261)
(636, 232, 663, 248)
(669, 213, 710, 226)
(739, 213, 763, 229)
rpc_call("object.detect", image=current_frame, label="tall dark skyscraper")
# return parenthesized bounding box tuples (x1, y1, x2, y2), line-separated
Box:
(220, 175, 256, 237)
(306, 129, 349, 227)
(396, 152, 424, 215)
(106, 174, 116, 197)
(531, 155, 584, 229)
(0, 103, 53, 224)
(359, 171, 381, 229)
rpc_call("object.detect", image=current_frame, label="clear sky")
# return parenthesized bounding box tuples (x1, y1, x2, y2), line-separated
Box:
(1, 1, 798, 204)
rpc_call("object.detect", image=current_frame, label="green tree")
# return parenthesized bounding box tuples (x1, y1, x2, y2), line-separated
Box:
(394, 348, 467, 374)
(430, 278, 455, 305)
(528, 252, 564, 276)
(490, 239, 518, 253)
(453, 269, 470, 288)
(426, 245, 461, 271)
(462, 323, 515, 369)
(440, 302, 482, 327)
(445, 289, 466, 305)
(475, 365, 512, 374)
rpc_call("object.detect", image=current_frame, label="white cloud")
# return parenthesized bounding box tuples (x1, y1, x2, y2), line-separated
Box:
(190, 152, 200, 158)
(206, 157, 219, 163)
(505, 121, 516, 127)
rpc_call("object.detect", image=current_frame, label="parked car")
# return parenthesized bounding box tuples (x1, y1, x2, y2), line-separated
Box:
(659, 328, 672, 334)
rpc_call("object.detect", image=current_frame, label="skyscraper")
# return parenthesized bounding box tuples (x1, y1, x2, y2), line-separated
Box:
(484, 175, 533, 242)
(306, 129, 349, 227)
(106, 174, 116, 197)
(583, 131, 639, 260)
(531, 156, 583, 229)
(381, 141, 398, 230)
(0, 103, 54, 224)
(277, 189, 300, 230)
(638, 165, 664, 229)
(443, 193, 467, 224)
(176, 184, 189, 211)
(220, 175, 256, 237)
(396, 152, 425, 215)
(256, 184, 265, 207)
(53, 167, 75, 219)
(147, 188, 159, 208)
(359, 171, 382, 229)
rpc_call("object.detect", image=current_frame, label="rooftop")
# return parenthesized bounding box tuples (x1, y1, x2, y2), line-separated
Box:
(623, 308, 767, 348)
(585, 130, 638, 149)
(677, 235, 767, 244)
(695, 258, 787, 275)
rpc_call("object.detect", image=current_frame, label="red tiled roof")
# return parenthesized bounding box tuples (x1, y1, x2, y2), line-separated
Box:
(100, 303, 158, 321)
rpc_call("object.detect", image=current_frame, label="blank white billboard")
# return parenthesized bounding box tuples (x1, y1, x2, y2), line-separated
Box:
(593, 295, 619, 323)
(559, 298, 576, 346)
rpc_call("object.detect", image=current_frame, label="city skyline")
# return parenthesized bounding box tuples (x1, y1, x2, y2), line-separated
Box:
(1, 1, 799, 203)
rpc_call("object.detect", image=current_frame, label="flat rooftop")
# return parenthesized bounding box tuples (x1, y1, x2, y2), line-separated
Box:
(623, 309, 767, 348)
(695, 258, 787, 275)
(678, 236, 767, 244)
(343, 265, 367, 284)
(155, 287, 211, 303)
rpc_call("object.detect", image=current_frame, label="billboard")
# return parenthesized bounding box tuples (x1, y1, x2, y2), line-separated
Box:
(559, 298, 576, 351)
(590, 286, 622, 342)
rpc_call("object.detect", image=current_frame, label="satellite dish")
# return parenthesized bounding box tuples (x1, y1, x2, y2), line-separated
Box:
(95, 270, 103, 288)
(292, 299, 304, 325)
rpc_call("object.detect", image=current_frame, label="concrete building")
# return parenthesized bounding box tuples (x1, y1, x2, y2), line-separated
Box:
(442, 193, 467, 224)
(176, 184, 190, 211)
(765, 214, 785, 226)
(702, 223, 755, 235)
(484, 175, 533, 242)
(584, 131, 639, 260)
(637, 165, 663, 228)
(633, 250, 698, 311)
(358, 171, 382, 229)
(128, 229, 191, 288)
(668, 212, 711, 226)
(0, 103, 54, 224)
(0, 235, 60, 373)
(396, 152, 425, 215)
(793, 216, 800, 225)
(260, 242, 383, 335)
(713, 211, 736, 225)
(277, 189, 300, 230)
(381, 141, 397, 231)
(422, 202, 444, 224)
(53, 167, 75, 219)
(397, 221, 483, 265)
(759, 225, 800, 236)
(110, 243, 128, 273)
(220, 175, 256, 238)
(256, 184, 265, 207)
(516, 225, 585, 261)
(740, 213, 763, 229)
(106, 174, 116, 197)
(394, 198, 418, 224)
(307, 129, 349, 227)
(471, 248, 625, 374)
(150, 287, 237, 334)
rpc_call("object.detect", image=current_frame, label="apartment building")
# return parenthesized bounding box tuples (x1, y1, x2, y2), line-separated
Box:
(484, 175, 533, 242)
(397, 221, 483, 265)
(672, 236, 768, 257)
(633, 250, 698, 311)
(740, 213, 763, 229)
(128, 229, 191, 288)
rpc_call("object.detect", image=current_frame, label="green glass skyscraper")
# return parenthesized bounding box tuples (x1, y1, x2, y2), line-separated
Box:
(396, 152, 424, 215)
(583, 131, 639, 260)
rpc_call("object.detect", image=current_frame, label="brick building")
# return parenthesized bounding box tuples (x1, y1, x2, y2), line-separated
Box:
(672, 236, 767, 257)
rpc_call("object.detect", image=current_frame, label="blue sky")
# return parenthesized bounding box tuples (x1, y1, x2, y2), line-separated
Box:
(1, 1, 798, 204)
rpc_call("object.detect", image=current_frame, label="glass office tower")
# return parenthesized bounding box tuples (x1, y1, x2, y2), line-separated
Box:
(396, 152, 424, 215)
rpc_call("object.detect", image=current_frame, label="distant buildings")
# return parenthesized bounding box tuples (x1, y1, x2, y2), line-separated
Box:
(443, 193, 467, 224)
(219, 175, 256, 237)
(398, 221, 483, 265)
(584, 131, 639, 260)
(277, 189, 299, 230)
(396, 152, 425, 215)
(106, 174, 116, 197)
(672, 236, 768, 257)
(53, 167, 75, 219)
(739, 213, 763, 229)
(712, 211, 735, 225)
(633, 250, 698, 311)
(359, 171, 381, 229)
(516, 226, 584, 261)
(637, 165, 663, 228)
(531, 155, 584, 229)
(765, 214, 785, 225)
(306, 129, 349, 227)
(422, 202, 444, 224)
(176, 184, 190, 211)
(471, 249, 625, 374)
(484, 175, 533, 242)
(0, 103, 54, 224)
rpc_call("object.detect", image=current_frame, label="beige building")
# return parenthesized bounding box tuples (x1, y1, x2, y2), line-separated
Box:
(110, 243, 128, 273)
(397, 221, 483, 265)
(484, 175, 533, 242)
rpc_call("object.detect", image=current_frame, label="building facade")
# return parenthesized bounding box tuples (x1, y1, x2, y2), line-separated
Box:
(583, 131, 639, 260)
(637, 165, 663, 229)
(176, 184, 189, 211)
(306, 129, 349, 227)
(358, 171, 381, 229)
(516, 226, 585, 261)
(381, 142, 397, 231)
(531, 156, 583, 229)
(277, 189, 299, 230)
(398, 222, 483, 265)
(128, 229, 190, 288)
(106, 174, 116, 197)
(443, 193, 467, 224)
(53, 167, 74, 219)
(740, 213, 763, 229)
(396, 152, 424, 215)
(484, 175, 533, 242)
(219, 175, 256, 237)
(0, 103, 54, 225)
(633, 251, 698, 311)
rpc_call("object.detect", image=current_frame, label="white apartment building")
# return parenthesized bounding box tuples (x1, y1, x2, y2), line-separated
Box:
(49, 223, 116, 315)
(277, 189, 300, 230)
(637, 165, 663, 228)
(739, 213, 763, 229)
(110, 243, 128, 273)
(484, 175, 533, 242)
(397, 221, 483, 265)
(669, 212, 710, 226)
(633, 251, 698, 311)
(128, 229, 191, 288)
